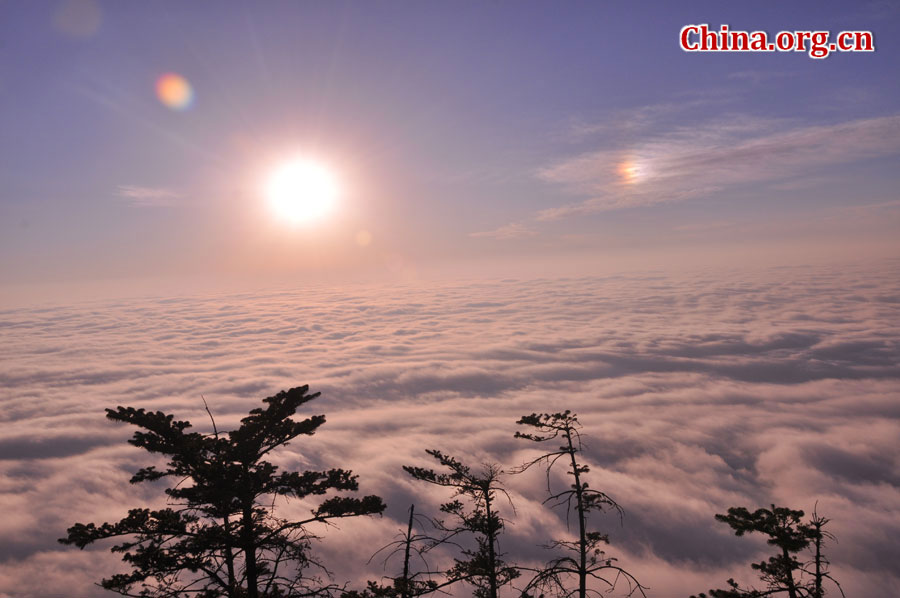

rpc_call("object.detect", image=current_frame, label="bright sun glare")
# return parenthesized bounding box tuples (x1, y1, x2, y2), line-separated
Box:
(266, 159, 340, 225)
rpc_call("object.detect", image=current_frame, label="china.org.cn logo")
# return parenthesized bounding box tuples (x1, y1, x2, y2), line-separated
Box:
(680, 24, 874, 59)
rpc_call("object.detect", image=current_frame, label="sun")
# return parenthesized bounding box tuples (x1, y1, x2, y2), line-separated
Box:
(266, 159, 340, 225)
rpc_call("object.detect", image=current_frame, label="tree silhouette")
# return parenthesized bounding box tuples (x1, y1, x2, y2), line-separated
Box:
(513, 411, 645, 598)
(806, 509, 842, 598)
(60, 385, 386, 598)
(403, 450, 519, 598)
(343, 504, 442, 598)
(691, 504, 843, 598)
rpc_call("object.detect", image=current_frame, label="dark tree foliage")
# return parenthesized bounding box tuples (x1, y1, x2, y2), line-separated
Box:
(514, 411, 645, 598)
(60, 385, 386, 598)
(691, 505, 843, 598)
(403, 450, 519, 598)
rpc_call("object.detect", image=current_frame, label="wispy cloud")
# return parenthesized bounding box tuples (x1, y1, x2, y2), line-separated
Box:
(115, 185, 182, 207)
(469, 222, 538, 240)
(563, 95, 733, 140)
(671, 220, 737, 233)
(726, 70, 794, 84)
(537, 114, 900, 219)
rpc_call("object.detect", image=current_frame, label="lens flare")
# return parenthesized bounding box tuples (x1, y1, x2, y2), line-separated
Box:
(156, 73, 194, 111)
(618, 158, 648, 184)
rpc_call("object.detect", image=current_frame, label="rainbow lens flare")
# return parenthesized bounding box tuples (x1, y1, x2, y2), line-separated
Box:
(155, 73, 194, 111)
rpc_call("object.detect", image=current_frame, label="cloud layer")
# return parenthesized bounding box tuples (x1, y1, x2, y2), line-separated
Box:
(1, 260, 899, 597)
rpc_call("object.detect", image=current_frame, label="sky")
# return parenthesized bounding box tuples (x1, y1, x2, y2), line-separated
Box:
(1, 0, 899, 299)
(0, 1, 899, 597)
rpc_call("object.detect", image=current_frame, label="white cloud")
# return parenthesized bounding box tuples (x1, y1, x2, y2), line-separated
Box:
(469, 222, 538, 240)
(115, 185, 182, 207)
(1, 261, 899, 596)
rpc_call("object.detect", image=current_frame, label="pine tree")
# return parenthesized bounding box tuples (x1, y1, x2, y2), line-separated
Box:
(514, 411, 645, 598)
(60, 385, 386, 598)
(403, 451, 519, 598)
(691, 504, 843, 598)
(342, 504, 442, 598)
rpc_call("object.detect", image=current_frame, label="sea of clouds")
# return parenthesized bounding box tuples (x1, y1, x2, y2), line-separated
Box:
(1, 260, 899, 597)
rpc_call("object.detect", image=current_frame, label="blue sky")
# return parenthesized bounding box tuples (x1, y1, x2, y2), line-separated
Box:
(1, 1, 898, 294)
